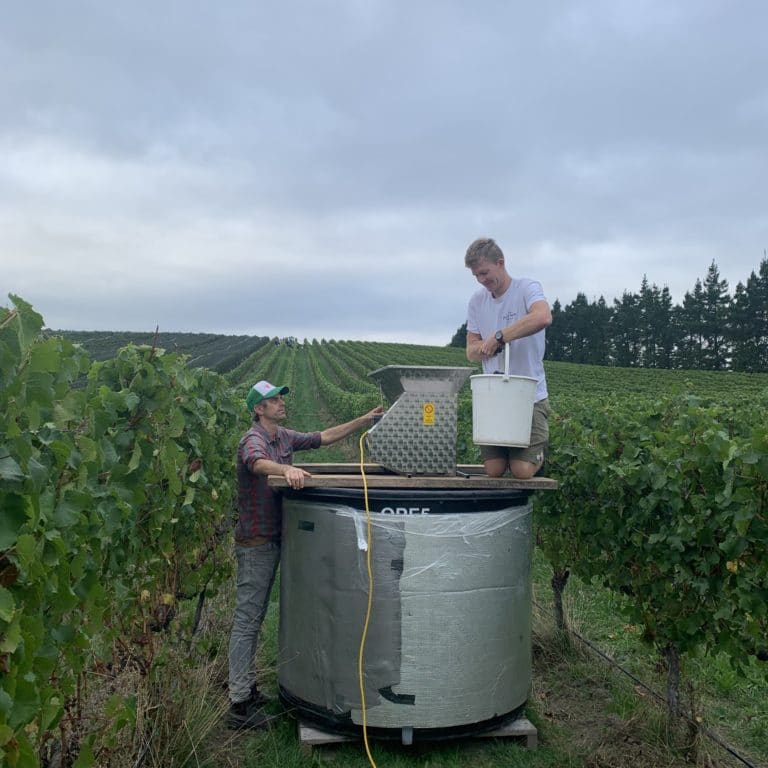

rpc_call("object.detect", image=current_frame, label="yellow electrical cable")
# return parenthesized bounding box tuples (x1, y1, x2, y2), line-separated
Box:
(357, 431, 378, 768)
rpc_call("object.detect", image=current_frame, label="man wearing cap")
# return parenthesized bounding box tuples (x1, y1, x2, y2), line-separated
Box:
(228, 379, 383, 730)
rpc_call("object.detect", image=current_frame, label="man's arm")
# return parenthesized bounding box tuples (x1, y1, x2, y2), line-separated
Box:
(498, 300, 552, 344)
(468, 300, 552, 361)
(250, 458, 312, 489)
(320, 406, 384, 446)
(466, 330, 486, 362)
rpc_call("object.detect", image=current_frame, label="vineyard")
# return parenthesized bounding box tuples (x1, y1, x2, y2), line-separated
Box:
(200, 333, 768, 756)
(2, 295, 768, 767)
(53, 331, 271, 374)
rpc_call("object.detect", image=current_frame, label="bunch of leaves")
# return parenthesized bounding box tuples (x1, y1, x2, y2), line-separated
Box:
(84, 342, 240, 632)
(537, 392, 768, 707)
(0, 295, 240, 767)
(1, 296, 95, 766)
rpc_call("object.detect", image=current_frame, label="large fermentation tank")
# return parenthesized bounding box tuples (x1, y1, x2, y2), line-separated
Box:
(278, 487, 533, 741)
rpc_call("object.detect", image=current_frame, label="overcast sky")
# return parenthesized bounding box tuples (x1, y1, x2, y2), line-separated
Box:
(2, 1, 767, 345)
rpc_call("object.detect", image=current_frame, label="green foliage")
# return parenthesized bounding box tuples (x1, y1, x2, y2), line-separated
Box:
(448, 322, 467, 348)
(258, 340, 768, 691)
(4, 314, 768, 766)
(305, 343, 380, 422)
(537, 392, 768, 673)
(547, 256, 768, 372)
(1, 296, 240, 767)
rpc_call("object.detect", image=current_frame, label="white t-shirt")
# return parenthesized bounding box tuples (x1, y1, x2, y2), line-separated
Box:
(466, 278, 548, 401)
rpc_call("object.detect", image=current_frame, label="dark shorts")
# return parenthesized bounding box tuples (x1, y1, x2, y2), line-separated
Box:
(479, 398, 550, 466)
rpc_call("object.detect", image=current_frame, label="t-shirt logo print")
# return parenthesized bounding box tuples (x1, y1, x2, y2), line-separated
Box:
(503, 311, 517, 324)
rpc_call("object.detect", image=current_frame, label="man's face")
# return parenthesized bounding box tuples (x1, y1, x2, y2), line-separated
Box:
(471, 257, 506, 296)
(257, 394, 286, 421)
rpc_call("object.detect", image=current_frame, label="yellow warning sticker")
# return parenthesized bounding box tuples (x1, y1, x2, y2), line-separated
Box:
(422, 402, 435, 426)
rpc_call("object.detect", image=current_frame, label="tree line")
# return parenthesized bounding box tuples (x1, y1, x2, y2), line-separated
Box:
(451, 256, 768, 372)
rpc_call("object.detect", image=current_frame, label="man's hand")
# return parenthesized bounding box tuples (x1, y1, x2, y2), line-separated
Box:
(466, 331, 505, 362)
(366, 405, 385, 423)
(479, 337, 505, 359)
(320, 405, 387, 446)
(283, 465, 312, 490)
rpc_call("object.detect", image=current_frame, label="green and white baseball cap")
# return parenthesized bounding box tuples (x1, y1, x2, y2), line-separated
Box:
(246, 380, 289, 411)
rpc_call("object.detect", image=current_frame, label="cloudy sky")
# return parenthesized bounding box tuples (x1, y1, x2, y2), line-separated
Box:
(2, 1, 766, 345)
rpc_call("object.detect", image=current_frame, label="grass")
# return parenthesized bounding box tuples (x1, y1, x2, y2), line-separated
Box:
(530, 552, 768, 768)
(206, 563, 764, 767)
(92, 543, 764, 768)
(97, 598, 236, 768)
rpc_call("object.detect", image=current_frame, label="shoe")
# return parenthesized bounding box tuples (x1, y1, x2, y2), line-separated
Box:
(227, 699, 272, 731)
(249, 684, 275, 707)
(224, 682, 275, 707)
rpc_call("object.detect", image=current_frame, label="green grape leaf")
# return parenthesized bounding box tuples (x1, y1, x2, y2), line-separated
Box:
(29, 339, 63, 373)
(0, 493, 28, 548)
(1, 617, 22, 654)
(52, 495, 86, 528)
(72, 738, 95, 768)
(127, 442, 142, 473)
(14, 534, 37, 572)
(0, 587, 14, 622)
(9, 294, 44, 350)
(0, 723, 14, 747)
(0, 453, 25, 483)
(169, 407, 185, 438)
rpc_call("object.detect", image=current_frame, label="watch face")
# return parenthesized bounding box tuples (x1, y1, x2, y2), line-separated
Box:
(495, 331, 503, 342)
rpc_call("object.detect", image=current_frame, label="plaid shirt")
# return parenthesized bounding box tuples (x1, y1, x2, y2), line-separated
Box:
(235, 421, 321, 542)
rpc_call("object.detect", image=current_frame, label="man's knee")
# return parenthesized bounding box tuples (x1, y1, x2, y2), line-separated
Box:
(509, 460, 539, 480)
(484, 458, 508, 478)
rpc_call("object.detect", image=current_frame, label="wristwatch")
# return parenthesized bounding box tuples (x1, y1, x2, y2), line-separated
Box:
(493, 329, 504, 355)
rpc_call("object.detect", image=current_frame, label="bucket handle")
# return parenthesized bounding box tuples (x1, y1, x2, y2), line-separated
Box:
(503, 342, 511, 379)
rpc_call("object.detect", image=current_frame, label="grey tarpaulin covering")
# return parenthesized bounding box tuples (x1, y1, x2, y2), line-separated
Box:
(278, 494, 533, 732)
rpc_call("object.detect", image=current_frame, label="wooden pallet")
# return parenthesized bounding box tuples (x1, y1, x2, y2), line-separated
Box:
(474, 716, 538, 748)
(296, 716, 538, 753)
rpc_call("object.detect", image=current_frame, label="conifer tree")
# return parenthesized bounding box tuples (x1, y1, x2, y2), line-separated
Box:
(611, 291, 641, 367)
(701, 261, 730, 370)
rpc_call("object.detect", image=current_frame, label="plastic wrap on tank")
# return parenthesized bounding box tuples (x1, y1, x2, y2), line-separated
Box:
(278, 494, 532, 733)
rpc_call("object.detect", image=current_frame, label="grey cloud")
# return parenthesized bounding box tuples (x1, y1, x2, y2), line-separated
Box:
(1, 1, 767, 343)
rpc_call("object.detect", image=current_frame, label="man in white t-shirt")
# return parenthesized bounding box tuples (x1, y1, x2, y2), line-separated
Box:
(465, 237, 552, 479)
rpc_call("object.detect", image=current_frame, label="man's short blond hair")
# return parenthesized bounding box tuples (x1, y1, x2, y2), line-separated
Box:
(465, 238, 504, 268)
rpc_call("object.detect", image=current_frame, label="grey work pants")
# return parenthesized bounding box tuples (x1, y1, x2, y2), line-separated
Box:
(227, 542, 280, 704)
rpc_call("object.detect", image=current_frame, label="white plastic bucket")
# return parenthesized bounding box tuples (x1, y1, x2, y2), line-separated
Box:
(470, 343, 537, 447)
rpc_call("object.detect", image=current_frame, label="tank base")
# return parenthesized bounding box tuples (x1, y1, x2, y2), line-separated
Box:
(295, 714, 537, 752)
(281, 686, 531, 745)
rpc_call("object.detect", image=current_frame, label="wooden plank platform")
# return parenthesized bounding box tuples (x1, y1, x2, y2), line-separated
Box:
(297, 716, 538, 752)
(298, 721, 355, 750)
(269, 463, 557, 491)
